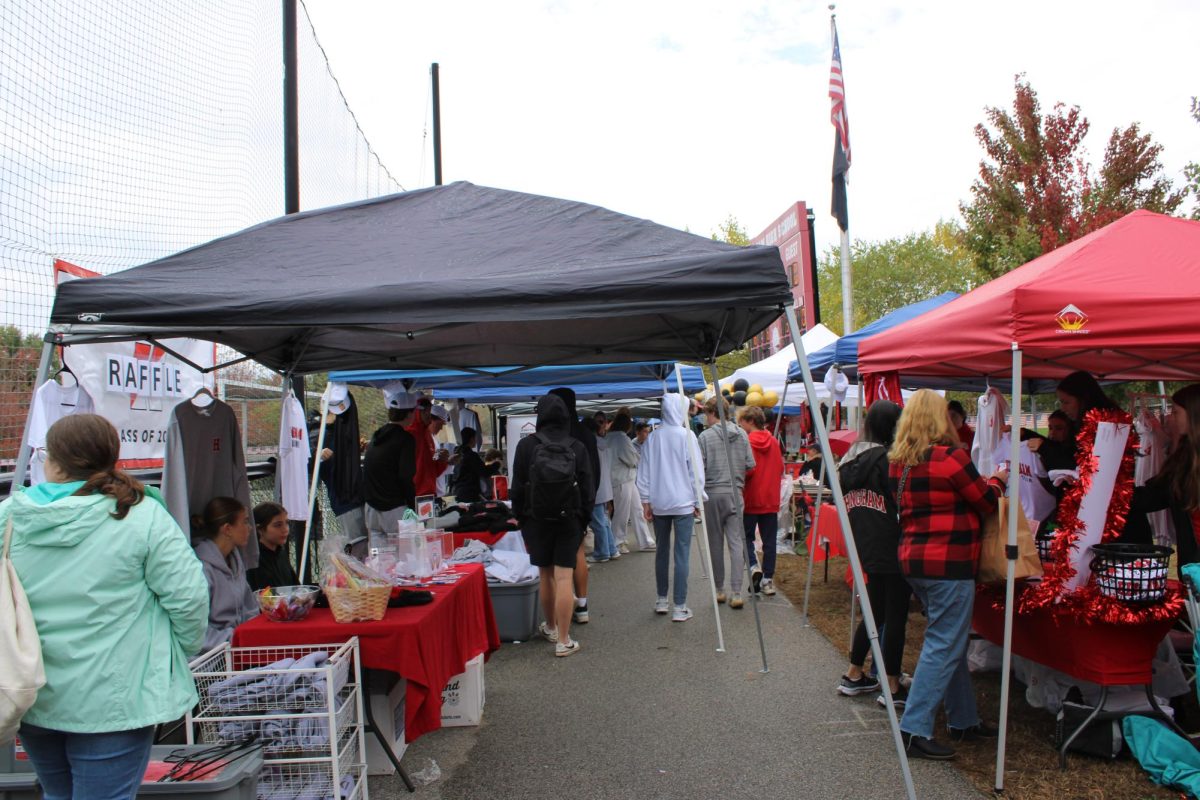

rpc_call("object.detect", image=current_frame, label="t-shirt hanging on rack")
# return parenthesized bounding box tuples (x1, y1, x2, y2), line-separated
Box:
(162, 397, 258, 568)
(972, 388, 1008, 474)
(276, 394, 310, 521)
(993, 433, 1057, 525)
(23, 378, 96, 485)
(1135, 411, 1172, 545)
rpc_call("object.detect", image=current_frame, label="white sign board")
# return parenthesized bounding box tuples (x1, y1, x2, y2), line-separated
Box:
(505, 415, 538, 478)
(1064, 420, 1131, 592)
(63, 339, 215, 468)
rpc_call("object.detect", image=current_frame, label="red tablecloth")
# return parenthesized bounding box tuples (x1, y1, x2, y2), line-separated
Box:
(972, 583, 1180, 685)
(233, 563, 500, 742)
(806, 505, 846, 562)
(451, 530, 507, 549)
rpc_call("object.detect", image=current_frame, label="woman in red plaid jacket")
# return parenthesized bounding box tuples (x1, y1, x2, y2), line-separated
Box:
(888, 390, 1008, 761)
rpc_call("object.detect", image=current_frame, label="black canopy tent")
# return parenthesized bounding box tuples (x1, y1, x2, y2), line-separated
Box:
(47, 182, 789, 373)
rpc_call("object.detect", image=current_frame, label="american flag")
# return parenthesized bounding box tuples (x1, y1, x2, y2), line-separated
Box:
(829, 22, 850, 167)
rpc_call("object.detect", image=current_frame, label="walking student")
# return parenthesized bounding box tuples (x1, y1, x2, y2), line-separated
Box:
(835, 401, 913, 707)
(891, 390, 1006, 760)
(608, 413, 654, 552)
(637, 394, 706, 621)
(739, 405, 784, 595)
(510, 394, 596, 656)
(549, 387, 599, 624)
(586, 413, 618, 562)
(698, 396, 755, 609)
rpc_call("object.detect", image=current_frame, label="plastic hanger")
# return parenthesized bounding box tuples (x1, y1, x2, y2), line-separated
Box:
(49, 362, 79, 405)
(190, 386, 216, 408)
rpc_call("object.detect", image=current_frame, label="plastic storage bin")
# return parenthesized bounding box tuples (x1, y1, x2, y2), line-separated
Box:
(488, 577, 540, 642)
(0, 741, 32, 774)
(0, 773, 38, 800)
(137, 745, 263, 799)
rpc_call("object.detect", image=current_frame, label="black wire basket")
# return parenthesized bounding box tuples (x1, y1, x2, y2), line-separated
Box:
(1034, 521, 1059, 563)
(1089, 543, 1173, 604)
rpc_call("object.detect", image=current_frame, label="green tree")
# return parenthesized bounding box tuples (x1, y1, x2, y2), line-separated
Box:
(962, 75, 1186, 279)
(816, 221, 980, 335)
(1185, 97, 1200, 220)
(711, 215, 750, 246)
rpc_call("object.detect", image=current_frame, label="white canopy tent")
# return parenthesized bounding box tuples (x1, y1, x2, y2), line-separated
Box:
(726, 324, 839, 398)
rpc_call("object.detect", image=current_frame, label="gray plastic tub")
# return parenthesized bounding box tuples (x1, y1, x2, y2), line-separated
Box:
(488, 577, 540, 642)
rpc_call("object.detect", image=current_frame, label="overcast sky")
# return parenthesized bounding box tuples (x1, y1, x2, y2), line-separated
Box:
(304, 1, 1196, 256)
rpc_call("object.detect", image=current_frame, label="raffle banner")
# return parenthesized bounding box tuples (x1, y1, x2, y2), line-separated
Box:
(1064, 421, 1131, 592)
(505, 415, 538, 477)
(62, 339, 215, 468)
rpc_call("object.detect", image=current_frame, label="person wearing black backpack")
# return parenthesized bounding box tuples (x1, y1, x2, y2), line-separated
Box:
(511, 394, 596, 657)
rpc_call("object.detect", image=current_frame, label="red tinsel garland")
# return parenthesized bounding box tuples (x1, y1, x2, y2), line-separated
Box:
(983, 581, 1186, 625)
(1019, 407, 1139, 617)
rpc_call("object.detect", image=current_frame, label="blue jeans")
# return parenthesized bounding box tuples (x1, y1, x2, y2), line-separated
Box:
(590, 503, 617, 559)
(19, 723, 155, 800)
(899, 578, 980, 739)
(654, 514, 694, 605)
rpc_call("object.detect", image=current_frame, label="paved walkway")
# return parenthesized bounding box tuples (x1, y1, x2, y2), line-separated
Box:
(372, 543, 982, 799)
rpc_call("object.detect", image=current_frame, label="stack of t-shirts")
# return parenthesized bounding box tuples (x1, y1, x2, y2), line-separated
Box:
(444, 500, 519, 533)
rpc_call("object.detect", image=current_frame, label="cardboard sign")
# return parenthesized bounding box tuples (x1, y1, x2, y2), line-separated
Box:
(1064, 421, 1131, 592)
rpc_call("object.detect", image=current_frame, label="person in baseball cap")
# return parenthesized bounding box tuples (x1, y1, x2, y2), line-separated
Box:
(326, 382, 352, 416)
(408, 396, 452, 497)
(363, 384, 419, 533)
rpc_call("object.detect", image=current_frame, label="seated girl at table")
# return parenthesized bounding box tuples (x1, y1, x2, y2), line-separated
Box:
(193, 497, 260, 650)
(1126, 384, 1200, 571)
(247, 501, 298, 591)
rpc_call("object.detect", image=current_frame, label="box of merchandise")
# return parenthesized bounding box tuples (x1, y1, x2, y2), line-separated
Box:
(440, 654, 485, 727)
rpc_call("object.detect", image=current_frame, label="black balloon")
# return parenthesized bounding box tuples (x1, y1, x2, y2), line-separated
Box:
(733, 378, 750, 392)
(733, 390, 748, 406)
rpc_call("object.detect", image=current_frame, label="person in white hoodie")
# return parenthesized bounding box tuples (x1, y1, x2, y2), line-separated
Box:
(609, 412, 655, 552)
(637, 394, 706, 621)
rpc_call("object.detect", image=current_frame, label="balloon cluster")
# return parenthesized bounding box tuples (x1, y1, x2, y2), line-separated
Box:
(695, 379, 780, 408)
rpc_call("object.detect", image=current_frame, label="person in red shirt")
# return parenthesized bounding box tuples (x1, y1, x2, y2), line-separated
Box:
(889, 389, 1007, 761)
(408, 396, 451, 498)
(738, 405, 784, 596)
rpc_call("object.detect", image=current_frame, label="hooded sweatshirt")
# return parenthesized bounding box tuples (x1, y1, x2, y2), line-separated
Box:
(743, 428, 784, 514)
(549, 388, 601, 491)
(608, 429, 640, 486)
(510, 394, 596, 531)
(636, 394, 707, 516)
(362, 422, 417, 512)
(195, 537, 260, 652)
(837, 440, 902, 574)
(2, 486, 208, 733)
(699, 420, 755, 494)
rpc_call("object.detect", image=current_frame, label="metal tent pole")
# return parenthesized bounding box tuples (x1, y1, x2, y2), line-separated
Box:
(785, 306, 916, 800)
(298, 384, 332, 581)
(773, 380, 790, 438)
(9, 338, 56, 495)
(995, 345, 1023, 793)
(704, 361, 769, 672)
(675, 368, 725, 653)
(799, 402, 835, 626)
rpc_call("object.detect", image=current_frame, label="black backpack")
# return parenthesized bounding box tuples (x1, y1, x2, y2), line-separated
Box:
(528, 432, 581, 521)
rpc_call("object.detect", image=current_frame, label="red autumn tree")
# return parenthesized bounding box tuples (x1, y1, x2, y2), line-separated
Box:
(962, 76, 1186, 279)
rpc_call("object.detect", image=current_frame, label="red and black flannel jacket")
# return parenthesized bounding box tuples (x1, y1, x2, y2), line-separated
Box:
(889, 445, 1003, 580)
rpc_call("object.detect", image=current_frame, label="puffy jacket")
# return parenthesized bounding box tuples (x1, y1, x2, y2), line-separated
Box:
(837, 441, 902, 574)
(743, 429, 784, 514)
(2, 486, 208, 733)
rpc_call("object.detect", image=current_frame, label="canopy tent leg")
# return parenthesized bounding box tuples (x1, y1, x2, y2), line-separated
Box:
(798, 403, 834, 627)
(676, 366, 725, 653)
(772, 381, 790, 438)
(784, 306, 917, 800)
(995, 345, 1023, 793)
(9, 337, 55, 496)
(298, 384, 333, 582)
(704, 361, 769, 672)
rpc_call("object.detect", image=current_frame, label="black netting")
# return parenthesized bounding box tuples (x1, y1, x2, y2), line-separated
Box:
(1, 0, 401, 468)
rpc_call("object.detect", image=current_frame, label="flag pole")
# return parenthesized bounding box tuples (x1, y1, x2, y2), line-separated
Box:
(829, 7, 853, 336)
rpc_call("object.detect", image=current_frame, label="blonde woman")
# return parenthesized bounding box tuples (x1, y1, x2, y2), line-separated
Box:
(889, 390, 1007, 761)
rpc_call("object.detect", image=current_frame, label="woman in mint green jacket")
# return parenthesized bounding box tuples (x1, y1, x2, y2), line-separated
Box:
(3, 414, 208, 800)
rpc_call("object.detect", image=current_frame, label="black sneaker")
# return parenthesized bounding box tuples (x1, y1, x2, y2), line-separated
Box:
(876, 685, 908, 710)
(948, 721, 999, 742)
(750, 564, 763, 594)
(836, 674, 881, 696)
(573, 603, 589, 624)
(903, 733, 956, 760)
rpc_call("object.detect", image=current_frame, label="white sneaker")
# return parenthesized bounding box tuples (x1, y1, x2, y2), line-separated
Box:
(654, 597, 669, 615)
(762, 578, 777, 596)
(672, 605, 693, 622)
(538, 621, 558, 643)
(555, 638, 581, 658)
(618, 542, 630, 554)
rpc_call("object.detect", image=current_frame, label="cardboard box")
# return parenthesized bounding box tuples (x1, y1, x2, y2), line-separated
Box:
(440, 654, 485, 727)
(365, 670, 408, 775)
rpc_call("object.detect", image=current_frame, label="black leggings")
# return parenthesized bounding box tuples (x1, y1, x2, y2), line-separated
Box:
(849, 571, 913, 678)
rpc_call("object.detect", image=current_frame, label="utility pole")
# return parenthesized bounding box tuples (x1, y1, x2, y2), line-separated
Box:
(431, 63, 443, 185)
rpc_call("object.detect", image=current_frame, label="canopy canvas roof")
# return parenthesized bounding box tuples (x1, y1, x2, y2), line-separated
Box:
(48, 182, 792, 374)
(726, 324, 839, 398)
(858, 211, 1200, 382)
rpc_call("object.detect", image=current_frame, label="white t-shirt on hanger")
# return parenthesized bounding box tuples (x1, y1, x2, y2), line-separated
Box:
(24, 379, 96, 485)
(277, 394, 310, 520)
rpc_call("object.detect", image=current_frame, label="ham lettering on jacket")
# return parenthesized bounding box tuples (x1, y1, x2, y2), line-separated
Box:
(844, 487, 887, 513)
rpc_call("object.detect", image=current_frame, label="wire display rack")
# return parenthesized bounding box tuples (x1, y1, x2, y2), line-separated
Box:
(187, 639, 368, 799)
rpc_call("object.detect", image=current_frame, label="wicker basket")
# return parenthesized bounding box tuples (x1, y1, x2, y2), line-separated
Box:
(324, 584, 391, 623)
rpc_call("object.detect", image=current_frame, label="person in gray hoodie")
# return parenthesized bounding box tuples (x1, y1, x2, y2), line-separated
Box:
(698, 396, 756, 608)
(608, 413, 655, 552)
(193, 496, 260, 651)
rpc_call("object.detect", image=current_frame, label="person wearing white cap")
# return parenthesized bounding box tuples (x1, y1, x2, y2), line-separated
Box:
(409, 396, 452, 498)
(362, 388, 418, 535)
(315, 383, 368, 542)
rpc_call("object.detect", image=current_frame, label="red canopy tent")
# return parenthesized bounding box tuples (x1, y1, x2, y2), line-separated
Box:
(858, 211, 1200, 382)
(856, 210, 1200, 793)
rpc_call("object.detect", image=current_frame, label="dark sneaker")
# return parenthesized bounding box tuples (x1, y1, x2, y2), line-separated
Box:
(750, 564, 763, 594)
(573, 603, 589, 624)
(876, 685, 909, 710)
(949, 722, 999, 742)
(903, 733, 955, 760)
(837, 674, 881, 696)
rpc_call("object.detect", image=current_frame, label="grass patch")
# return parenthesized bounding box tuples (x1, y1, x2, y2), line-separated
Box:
(774, 550, 1179, 800)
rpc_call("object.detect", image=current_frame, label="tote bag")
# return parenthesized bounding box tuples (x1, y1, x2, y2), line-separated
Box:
(0, 515, 45, 743)
(978, 493, 1042, 584)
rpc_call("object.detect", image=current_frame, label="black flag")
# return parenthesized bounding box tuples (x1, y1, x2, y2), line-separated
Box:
(831, 132, 849, 233)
